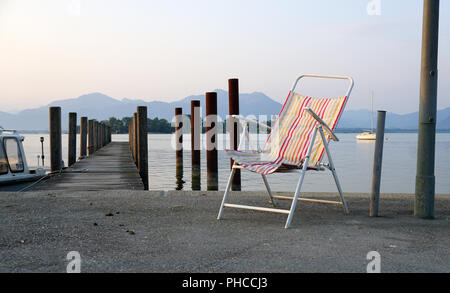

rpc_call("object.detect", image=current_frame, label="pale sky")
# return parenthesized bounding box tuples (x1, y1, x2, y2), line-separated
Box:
(0, 0, 449, 114)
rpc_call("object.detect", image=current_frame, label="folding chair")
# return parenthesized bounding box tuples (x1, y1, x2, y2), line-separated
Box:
(217, 74, 354, 228)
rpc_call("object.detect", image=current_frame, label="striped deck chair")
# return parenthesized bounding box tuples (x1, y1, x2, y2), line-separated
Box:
(218, 74, 354, 228)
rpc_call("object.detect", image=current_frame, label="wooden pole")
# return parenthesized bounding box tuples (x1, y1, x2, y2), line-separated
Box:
(128, 120, 132, 154)
(133, 112, 138, 165)
(415, 0, 440, 219)
(137, 106, 149, 190)
(88, 119, 94, 155)
(370, 111, 386, 217)
(93, 121, 98, 151)
(49, 107, 62, 172)
(100, 123, 104, 148)
(229, 78, 241, 191)
(80, 117, 88, 158)
(97, 122, 101, 150)
(175, 107, 184, 188)
(68, 112, 77, 166)
(206, 92, 218, 191)
(191, 100, 201, 191)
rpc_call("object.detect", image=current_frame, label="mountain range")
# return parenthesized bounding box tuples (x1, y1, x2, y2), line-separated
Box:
(1, 91, 449, 131)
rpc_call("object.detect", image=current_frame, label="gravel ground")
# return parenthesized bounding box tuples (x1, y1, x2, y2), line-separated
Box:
(0, 190, 449, 273)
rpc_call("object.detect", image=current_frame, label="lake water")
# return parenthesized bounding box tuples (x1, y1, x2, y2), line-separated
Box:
(22, 133, 450, 194)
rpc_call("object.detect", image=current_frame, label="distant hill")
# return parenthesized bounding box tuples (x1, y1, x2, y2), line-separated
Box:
(1, 92, 450, 131)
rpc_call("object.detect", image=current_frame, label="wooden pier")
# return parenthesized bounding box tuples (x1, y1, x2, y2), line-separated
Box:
(32, 106, 149, 191)
(35, 142, 144, 191)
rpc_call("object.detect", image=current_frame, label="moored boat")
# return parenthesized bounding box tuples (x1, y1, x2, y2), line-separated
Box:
(0, 128, 46, 187)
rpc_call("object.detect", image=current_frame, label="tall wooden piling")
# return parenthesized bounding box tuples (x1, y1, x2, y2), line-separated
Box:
(88, 119, 94, 155)
(100, 123, 104, 148)
(93, 121, 98, 151)
(68, 112, 77, 166)
(133, 112, 138, 165)
(415, 0, 440, 219)
(229, 78, 241, 191)
(370, 111, 387, 217)
(191, 100, 201, 191)
(80, 117, 88, 158)
(175, 108, 184, 190)
(97, 122, 101, 150)
(49, 107, 62, 172)
(137, 106, 148, 190)
(103, 123, 107, 146)
(206, 92, 218, 191)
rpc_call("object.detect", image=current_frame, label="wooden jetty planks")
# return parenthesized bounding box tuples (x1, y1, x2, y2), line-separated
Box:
(35, 142, 144, 191)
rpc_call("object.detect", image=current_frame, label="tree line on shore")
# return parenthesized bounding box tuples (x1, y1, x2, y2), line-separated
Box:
(102, 116, 274, 134)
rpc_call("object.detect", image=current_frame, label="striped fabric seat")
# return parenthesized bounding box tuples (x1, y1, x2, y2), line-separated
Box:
(226, 92, 347, 175)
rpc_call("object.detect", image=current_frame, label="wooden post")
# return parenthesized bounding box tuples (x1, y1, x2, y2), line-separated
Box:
(103, 123, 107, 146)
(133, 112, 138, 165)
(49, 107, 62, 172)
(88, 119, 94, 155)
(206, 92, 218, 191)
(137, 106, 148, 190)
(191, 100, 201, 191)
(100, 123, 104, 148)
(97, 122, 101, 150)
(175, 108, 184, 190)
(229, 78, 241, 191)
(80, 117, 88, 158)
(93, 121, 98, 151)
(370, 111, 387, 217)
(416, 0, 440, 219)
(68, 112, 77, 166)
(128, 120, 132, 154)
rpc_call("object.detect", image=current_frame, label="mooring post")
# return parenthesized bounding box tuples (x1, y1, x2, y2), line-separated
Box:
(103, 124, 107, 146)
(175, 108, 184, 190)
(415, 0, 440, 219)
(97, 122, 101, 150)
(370, 111, 387, 217)
(191, 100, 201, 191)
(80, 117, 88, 158)
(88, 119, 94, 155)
(100, 123, 104, 148)
(133, 112, 138, 165)
(49, 107, 62, 172)
(93, 121, 97, 151)
(229, 78, 241, 191)
(68, 112, 77, 166)
(206, 92, 219, 191)
(137, 106, 149, 190)
(128, 120, 132, 153)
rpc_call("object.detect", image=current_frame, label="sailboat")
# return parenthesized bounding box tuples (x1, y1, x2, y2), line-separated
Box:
(356, 91, 377, 141)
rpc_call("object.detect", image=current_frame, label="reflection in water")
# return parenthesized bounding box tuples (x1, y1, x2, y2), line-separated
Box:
(191, 163, 201, 191)
(175, 152, 184, 190)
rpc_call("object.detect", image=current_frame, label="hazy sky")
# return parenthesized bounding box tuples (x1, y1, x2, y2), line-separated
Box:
(0, 0, 449, 114)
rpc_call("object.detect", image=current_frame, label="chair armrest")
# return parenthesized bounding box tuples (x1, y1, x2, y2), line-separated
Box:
(303, 108, 339, 141)
(231, 115, 272, 130)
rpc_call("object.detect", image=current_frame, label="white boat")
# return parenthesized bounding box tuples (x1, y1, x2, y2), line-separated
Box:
(357, 91, 376, 141)
(0, 128, 46, 186)
(356, 131, 377, 140)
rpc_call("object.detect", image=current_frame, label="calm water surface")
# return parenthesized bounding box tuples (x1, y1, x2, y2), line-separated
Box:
(22, 133, 450, 194)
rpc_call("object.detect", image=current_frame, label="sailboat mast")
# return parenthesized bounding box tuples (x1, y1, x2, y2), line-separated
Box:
(371, 91, 374, 133)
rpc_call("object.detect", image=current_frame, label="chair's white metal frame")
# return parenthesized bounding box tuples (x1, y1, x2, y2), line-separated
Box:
(217, 74, 354, 229)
